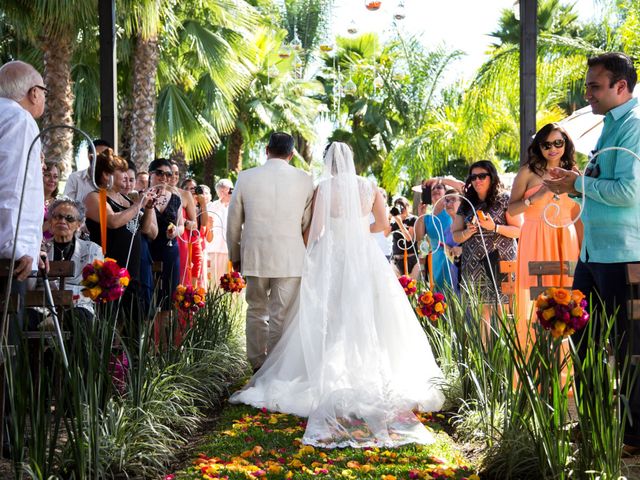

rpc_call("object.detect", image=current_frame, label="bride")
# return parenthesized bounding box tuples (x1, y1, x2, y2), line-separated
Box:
(230, 142, 444, 448)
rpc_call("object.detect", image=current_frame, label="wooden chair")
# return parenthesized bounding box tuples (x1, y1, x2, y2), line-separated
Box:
(0, 259, 74, 449)
(499, 260, 517, 311)
(528, 260, 577, 300)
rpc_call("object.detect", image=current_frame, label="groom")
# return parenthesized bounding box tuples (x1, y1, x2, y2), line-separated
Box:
(227, 132, 314, 372)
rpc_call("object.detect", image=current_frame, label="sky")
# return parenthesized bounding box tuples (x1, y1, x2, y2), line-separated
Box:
(330, 0, 599, 83)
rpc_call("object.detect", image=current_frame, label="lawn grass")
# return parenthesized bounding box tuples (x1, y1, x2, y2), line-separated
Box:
(171, 404, 479, 479)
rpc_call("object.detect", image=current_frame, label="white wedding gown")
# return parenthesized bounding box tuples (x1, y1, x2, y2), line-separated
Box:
(230, 143, 444, 448)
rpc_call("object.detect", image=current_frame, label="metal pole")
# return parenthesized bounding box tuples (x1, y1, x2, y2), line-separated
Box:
(520, 0, 537, 165)
(98, 0, 118, 151)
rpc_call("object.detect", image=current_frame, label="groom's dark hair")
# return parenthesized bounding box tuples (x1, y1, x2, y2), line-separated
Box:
(267, 132, 295, 157)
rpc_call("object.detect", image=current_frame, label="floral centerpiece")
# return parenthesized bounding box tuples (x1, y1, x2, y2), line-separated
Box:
(220, 271, 246, 293)
(174, 284, 206, 313)
(415, 290, 447, 321)
(535, 287, 589, 339)
(81, 258, 130, 303)
(398, 275, 417, 296)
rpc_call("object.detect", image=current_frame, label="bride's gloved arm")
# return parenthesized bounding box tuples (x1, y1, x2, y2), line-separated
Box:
(370, 189, 390, 233)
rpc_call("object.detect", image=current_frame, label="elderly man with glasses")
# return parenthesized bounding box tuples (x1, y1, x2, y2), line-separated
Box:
(0, 60, 47, 282)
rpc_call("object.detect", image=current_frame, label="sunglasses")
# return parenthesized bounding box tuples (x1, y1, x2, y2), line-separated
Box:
(32, 85, 48, 97)
(469, 172, 490, 182)
(51, 213, 78, 223)
(153, 170, 173, 178)
(541, 139, 565, 150)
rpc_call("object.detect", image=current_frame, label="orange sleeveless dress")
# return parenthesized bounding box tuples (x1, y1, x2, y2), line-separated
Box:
(515, 185, 580, 344)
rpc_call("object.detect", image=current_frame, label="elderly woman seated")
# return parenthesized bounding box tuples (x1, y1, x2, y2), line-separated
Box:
(37, 197, 103, 322)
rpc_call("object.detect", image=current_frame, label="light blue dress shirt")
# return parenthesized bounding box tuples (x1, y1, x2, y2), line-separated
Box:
(575, 97, 640, 263)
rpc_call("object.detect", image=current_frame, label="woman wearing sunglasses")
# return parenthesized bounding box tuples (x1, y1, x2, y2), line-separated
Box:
(508, 123, 582, 343)
(452, 160, 521, 318)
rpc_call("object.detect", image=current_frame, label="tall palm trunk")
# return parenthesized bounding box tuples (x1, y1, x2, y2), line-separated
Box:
(41, 32, 75, 174)
(295, 133, 313, 164)
(202, 148, 217, 186)
(227, 129, 244, 172)
(129, 34, 159, 169)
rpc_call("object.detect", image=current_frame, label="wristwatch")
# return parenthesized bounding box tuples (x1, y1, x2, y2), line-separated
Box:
(523, 197, 531, 207)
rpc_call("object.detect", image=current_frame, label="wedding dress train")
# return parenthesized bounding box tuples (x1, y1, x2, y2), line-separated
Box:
(230, 143, 444, 448)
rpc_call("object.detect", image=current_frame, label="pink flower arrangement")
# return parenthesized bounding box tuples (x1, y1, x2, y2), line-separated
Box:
(535, 287, 589, 339)
(174, 284, 206, 314)
(398, 275, 417, 296)
(415, 290, 447, 321)
(220, 271, 246, 293)
(81, 258, 130, 303)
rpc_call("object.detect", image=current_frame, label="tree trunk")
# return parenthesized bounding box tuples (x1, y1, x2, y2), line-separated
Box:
(295, 133, 313, 164)
(202, 147, 217, 186)
(227, 129, 244, 172)
(170, 148, 187, 181)
(129, 34, 159, 170)
(119, 97, 133, 161)
(41, 32, 75, 175)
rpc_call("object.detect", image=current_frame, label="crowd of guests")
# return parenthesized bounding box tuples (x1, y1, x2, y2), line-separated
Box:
(381, 122, 583, 330)
(39, 141, 234, 339)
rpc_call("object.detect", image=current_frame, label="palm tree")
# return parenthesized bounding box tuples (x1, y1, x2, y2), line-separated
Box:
(1, 0, 94, 171)
(223, 27, 322, 171)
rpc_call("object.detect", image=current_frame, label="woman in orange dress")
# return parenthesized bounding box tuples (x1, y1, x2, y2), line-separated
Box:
(509, 123, 582, 345)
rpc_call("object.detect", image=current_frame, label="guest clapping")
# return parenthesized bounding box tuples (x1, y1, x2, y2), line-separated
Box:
(509, 123, 581, 330)
(84, 149, 158, 317)
(452, 161, 521, 307)
(390, 197, 419, 280)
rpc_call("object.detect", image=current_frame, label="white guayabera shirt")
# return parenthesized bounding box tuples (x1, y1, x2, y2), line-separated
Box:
(0, 97, 44, 271)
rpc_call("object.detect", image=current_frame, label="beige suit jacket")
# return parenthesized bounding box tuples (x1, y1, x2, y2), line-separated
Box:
(226, 158, 314, 278)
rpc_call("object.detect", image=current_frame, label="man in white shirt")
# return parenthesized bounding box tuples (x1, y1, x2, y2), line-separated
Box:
(63, 138, 111, 203)
(0, 60, 47, 280)
(206, 178, 233, 283)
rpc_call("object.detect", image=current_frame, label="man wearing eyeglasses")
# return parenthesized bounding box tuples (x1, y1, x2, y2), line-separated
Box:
(0, 60, 47, 282)
(546, 52, 640, 455)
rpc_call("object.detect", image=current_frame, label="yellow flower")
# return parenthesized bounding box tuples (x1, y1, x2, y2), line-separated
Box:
(552, 321, 567, 338)
(542, 307, 556, 321)
(193, 295, 202, 303)
(176, 294, 184, 302)
(381, 476, 397, 480)
(434, 302, 444, 313)
(89, 286, 102, 299)
(553, 288, 571, 305)
(86, 273, 99, 284)
(571, 306, 583, 317)
(535, 295, 549, 309)
(267, 464, 283, 474)
(120, 276, 129, 287)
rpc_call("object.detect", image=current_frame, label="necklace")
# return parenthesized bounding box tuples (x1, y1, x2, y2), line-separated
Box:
(54, 240, 74, 261)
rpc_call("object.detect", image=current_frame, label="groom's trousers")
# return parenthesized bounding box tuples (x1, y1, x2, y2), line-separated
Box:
(245, 276, 301, 369)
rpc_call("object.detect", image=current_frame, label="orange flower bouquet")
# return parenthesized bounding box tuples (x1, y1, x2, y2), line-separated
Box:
(219, 271, 246, 293)
(398, 275, 417, 296)
(81, 258, 130, 303)
(415, 290, 447, 321)
(173, 284, 206, 314)
(535, 287, 589, 339)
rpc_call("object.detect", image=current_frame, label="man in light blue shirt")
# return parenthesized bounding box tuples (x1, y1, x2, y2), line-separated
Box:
(546, 52, 640, 453)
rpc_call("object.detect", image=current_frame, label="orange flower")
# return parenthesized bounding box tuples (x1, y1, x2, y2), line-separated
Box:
(553, 288, 571, 305)
(419, 292, 434, 305)
(571, 289, 586, 304)
(542, 307, 556, 321)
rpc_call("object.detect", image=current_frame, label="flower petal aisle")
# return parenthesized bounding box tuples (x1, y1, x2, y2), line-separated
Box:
(170, 405, 479, 479)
